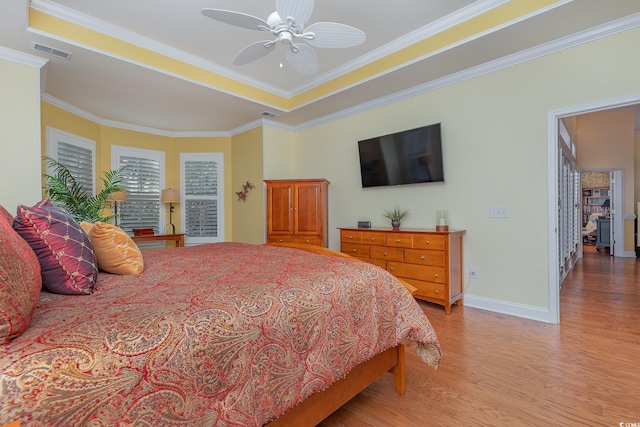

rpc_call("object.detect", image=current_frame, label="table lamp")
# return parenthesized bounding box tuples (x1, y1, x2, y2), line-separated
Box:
(161, 188, 180, 234)
(110, 190, 127, 227)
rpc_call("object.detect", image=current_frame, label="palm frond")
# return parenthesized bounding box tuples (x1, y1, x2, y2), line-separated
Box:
(43, 157, 125, 224)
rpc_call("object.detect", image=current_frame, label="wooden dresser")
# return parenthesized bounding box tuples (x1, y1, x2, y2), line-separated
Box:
(265, 179, 329, 247)
(339, 227, 465, 314)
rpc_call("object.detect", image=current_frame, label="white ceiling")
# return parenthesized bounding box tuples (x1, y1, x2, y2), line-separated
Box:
(2, 0, 640, 134)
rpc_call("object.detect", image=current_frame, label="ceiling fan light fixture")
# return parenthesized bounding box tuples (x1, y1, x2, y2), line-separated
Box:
(201, 0, 365, 75)
(279, 31, 293, 44)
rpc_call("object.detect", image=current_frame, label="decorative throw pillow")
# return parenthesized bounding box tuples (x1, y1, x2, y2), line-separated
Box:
(0, 206, 42, 343)
(83, 222, 144, 275)
(0, 204, 13, 223)
(13, 202, 98, 295)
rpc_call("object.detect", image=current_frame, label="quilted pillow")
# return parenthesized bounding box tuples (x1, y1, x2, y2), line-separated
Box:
(0, 206, 42, 343)
(13, 203, 98, 295)
(83, 221, 144, 275)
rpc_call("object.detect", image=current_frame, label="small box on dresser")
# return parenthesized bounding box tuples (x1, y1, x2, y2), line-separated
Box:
(339, 227, 465, 314)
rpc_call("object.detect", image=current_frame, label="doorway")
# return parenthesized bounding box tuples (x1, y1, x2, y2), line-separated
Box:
(548, 95, 640, 324)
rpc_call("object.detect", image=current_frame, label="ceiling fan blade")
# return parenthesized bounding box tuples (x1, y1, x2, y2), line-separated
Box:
(201, 9, 269, 31)
(234, 41, 276, 65)
(276, 0, 314, 28)
(304, 22, 366, 48)
(285, 43, 318, 76)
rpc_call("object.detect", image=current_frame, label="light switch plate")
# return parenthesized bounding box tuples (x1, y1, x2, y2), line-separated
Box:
(490, 206, 508, 218)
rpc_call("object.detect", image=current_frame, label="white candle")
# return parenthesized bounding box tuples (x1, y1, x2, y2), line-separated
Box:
(439, 218, 446, 226)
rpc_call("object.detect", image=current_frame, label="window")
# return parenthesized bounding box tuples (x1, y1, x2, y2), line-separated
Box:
(112, 146, 165, 235)
(46, 127, 96, 196)
(180, 153, 224, 245)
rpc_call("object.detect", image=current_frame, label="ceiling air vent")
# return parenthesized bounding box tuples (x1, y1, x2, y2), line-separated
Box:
(261, 111, 278, 118)
(31, 42, 72, 60)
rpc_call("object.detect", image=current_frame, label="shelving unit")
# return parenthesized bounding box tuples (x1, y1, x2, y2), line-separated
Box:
(582, 187, 610, 225)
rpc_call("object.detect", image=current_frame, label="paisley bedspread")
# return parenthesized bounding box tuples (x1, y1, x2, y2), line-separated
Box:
(1, 242, 441, 426)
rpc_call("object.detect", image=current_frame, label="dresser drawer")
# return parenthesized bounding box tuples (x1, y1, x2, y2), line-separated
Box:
(340, 230, 362, 244)
(360, 231, 387, 246)
(292, 235, 323, 246)
(364, 258, 387, 270)
(412, 234, 446, 251)
(404, 249, 445, 267)
(387, 261, 445, 284)
(370, 246, 403, 262)
(385, 233, 413, 248)
(403, 278, 445, 301)
(341, 243, 370, 258)
(268, 235, 294, 244)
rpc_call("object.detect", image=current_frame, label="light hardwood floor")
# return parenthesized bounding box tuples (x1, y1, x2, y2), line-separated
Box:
(319, 252, 640, 426)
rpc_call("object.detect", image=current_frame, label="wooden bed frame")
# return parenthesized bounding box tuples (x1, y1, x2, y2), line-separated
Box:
(264, 243, 414, 426)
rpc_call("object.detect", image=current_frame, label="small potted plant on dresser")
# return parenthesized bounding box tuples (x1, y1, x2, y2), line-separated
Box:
(383, 205, 408, 230)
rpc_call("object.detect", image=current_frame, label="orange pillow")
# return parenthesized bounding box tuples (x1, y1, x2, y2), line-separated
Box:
(82, 222, 144, 275)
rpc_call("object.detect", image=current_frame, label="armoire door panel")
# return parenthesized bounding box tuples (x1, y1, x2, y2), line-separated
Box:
(268, 185, 294, 234)
(296, 185, 321, 234)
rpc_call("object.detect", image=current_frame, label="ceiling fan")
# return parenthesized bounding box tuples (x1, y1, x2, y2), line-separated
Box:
(201, 0, 366, 76)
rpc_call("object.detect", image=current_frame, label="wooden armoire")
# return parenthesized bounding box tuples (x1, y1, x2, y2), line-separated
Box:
(265, 179, 329, 247)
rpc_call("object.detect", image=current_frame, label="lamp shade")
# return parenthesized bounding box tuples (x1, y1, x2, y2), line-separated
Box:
(161, 188, 180, 203)
(110, 190, 127, 202)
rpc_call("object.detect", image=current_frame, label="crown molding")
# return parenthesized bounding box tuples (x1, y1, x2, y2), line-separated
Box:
(29, 0, 289, 99)
(287, 0, 572, 110)
(293, 11, 640, 131)
(39, 10, 640, 136)
(41, 93, 230, 137)
(289, 0, 510, 96)
(0, 46, 49, 68)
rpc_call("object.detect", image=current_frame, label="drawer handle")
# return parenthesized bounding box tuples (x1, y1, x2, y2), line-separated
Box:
(425, 240, 430, 245)
(435, 289, 439, 294)
(352, 249, 357, 253)
(434, 273, 439, 278)
(389, 267, 394, 271)
(396, 239, 401, 243)
(305, 239, 309, 243)
(348, 235, 353, 239)
(383, 252, 387, 256)
(420, 256, 425, 260)
(279, 239, 283, 242)
(371, 237, 375, 241)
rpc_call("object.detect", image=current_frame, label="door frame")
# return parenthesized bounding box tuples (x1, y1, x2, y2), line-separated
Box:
(547, 93, 640, 324)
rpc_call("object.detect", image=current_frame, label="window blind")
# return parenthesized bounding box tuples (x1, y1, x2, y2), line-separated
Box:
(118, 156, 161, 234)
(184, 159, 219, 238)
(57, 141, 94, 195)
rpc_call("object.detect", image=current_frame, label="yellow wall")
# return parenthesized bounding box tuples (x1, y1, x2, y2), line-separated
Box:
(289, 26, 640, 313)
(263, 125, 296, 179)
(231, 127, 264, 243)
(0, 58, 43, 209)
(40, 102, 235, 240)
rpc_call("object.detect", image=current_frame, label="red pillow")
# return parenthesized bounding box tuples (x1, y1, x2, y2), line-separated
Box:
(0, 204, 13, 223)
(0, 206, 42, 343)
(13, 202, 98, 295)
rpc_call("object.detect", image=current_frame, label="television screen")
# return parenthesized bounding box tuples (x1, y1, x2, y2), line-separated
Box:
(357, 123, 444, 188)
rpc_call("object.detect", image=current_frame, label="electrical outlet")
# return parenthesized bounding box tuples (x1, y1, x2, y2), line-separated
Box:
(469, 267, 479, 279)
(490, 206, 509, 218)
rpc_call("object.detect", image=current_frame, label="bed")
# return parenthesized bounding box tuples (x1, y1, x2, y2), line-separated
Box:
(1, 217, 441, 426)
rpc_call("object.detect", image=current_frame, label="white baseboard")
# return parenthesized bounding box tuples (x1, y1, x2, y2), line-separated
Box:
(464, 294, 554, 323)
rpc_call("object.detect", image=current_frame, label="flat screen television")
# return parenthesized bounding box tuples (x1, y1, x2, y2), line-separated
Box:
(357, 123, 444, 188)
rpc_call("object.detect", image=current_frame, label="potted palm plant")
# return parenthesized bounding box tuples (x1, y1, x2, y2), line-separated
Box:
(43, 157, 125, 224)
(383, 205, 409, 230)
